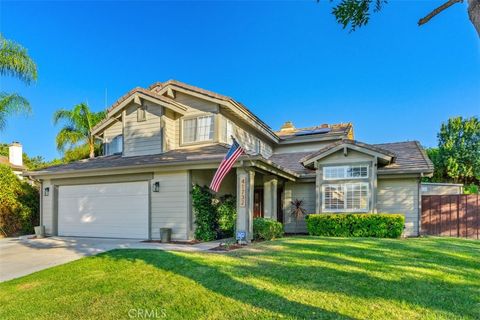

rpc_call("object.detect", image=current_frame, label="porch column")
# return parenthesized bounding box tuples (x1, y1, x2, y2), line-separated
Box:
(263, 175, 278, 220)
(236, 167, 255, 242)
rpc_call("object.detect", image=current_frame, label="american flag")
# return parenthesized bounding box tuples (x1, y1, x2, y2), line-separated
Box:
(210, 138, 245, 192)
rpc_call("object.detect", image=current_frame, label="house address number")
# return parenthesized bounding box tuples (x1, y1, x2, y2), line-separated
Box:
(239, 176, 246, 207)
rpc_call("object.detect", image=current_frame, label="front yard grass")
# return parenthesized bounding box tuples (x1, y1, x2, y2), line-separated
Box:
(0, 237, 479, 319)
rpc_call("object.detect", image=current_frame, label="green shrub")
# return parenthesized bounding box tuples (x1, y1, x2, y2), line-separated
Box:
(191, 185, 218, 241)
(0, 164, 39, 236)
(253, 218, 283, 240)
(464, 184, 479, 194)
(217, 194, 236, 238)
(305, 213, 404, 238)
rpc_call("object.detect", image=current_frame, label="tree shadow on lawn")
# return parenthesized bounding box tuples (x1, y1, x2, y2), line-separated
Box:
(245, 237, 480, 318)
(104, 249, 355, 320)
(102, 236, 480, 319)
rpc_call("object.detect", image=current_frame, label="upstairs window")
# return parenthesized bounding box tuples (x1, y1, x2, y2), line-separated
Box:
(137, 104, 147, 122)
(182, 115, 214, 144)
(254, 138, 261, 154)
(225, 119, 234, 145)
(105, 135, 123, 155)
(323, 165, 368, 180)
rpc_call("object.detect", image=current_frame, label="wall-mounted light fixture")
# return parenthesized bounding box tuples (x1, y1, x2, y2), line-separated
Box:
(44, 187, 50, 196)
(153, 182, 160, 192)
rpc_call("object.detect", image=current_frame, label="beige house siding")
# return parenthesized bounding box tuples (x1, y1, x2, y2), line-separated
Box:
(162, 108, 179, 151)
(124, 102, 163, 156)
(103, 121, 123, 140)
(151, 171, 191, 240)
(191, 169, 236, 197)
(283, 181, 316, 233)
(316, 149, 374, 164)
(175, 92, 219, 114)
(218, 113, 273, 158)
(41, 180, 54, 235)
(377, 178, 420, 236)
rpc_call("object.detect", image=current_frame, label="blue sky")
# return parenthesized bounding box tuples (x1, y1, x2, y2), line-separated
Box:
(1, 1, 479, 161)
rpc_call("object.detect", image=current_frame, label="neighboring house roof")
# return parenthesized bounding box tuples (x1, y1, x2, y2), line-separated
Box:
(28, 144, 299, 179)
(0, 156, 26, 171)
(268, 140, 433, 177)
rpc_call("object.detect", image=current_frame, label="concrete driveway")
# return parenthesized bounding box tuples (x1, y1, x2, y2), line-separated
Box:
(0, 236, 221, 282)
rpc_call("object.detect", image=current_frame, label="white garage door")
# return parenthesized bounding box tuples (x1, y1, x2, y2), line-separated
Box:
(58, 181, 149, 239)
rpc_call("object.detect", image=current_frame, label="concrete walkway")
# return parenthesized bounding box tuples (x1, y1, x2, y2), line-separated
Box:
(0, 236, 222, 283)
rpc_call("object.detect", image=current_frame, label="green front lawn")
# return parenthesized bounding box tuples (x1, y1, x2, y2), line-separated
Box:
(1, 237, 479, 319)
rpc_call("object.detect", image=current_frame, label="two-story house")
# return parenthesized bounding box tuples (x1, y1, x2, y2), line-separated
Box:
(30, 80, 433, 240)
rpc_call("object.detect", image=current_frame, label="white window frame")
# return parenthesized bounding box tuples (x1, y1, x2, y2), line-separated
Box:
(225, 119, 234, 145)
(105, 134, 123, 155)
(323, 165, 369, 180)
(254, 138, 261, 154)
(181, 115, 215, 145)
(322, 182, 369, 212)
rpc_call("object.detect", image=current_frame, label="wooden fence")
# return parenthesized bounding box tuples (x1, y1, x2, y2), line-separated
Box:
(421, 195, 479, 239)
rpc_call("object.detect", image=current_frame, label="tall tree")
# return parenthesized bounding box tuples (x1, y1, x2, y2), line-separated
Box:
(432, 116, 480, 184)
(0, 34, 38, 131)
(324, 0, 480, 36)
(53, 103, 106, 159)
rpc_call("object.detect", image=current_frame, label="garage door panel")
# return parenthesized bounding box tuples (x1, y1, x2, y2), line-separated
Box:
(58, 181, 149, 239)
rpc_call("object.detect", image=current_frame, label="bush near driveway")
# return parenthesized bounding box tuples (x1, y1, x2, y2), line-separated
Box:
(253, 217, 283, 240)
(0, 164, 39, 236)
(306, 213, 404, 238)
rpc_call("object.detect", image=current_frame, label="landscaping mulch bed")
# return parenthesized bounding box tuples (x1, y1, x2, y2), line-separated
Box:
(210, 243, 245, 251)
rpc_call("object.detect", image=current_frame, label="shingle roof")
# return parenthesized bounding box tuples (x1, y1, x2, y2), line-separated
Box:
(268, 152, 315, 175)
(31, 144, 231, 175)
(374, 141, 434, 174)
(267, 140, 433, 176)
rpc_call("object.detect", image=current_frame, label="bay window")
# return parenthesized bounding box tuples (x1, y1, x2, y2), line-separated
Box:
(182, 115, 214, 144)
(322, 182, 369, 212)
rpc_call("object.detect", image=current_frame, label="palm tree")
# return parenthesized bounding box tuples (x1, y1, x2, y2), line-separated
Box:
(0, 34, 38, 131)
(53, 103, 106, 159)
(290, 199, 307, 234)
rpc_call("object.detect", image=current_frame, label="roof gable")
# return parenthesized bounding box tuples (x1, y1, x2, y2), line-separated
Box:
(149, 80, 280, 143)
(92, 88, 188, 136)
(301, 139, 396, 167)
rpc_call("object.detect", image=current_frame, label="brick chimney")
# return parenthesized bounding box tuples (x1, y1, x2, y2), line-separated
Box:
(9, 142, 23, 167)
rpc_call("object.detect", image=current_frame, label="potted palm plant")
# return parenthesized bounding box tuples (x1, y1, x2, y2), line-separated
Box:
(290, 199, 307, 234)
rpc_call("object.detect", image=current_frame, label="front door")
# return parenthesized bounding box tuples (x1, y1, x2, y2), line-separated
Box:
(253, 189, 264, 218)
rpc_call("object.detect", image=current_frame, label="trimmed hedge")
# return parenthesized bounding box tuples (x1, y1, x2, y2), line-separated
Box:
(305, 213, 405, 238)
(253, 218, 284, 240)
